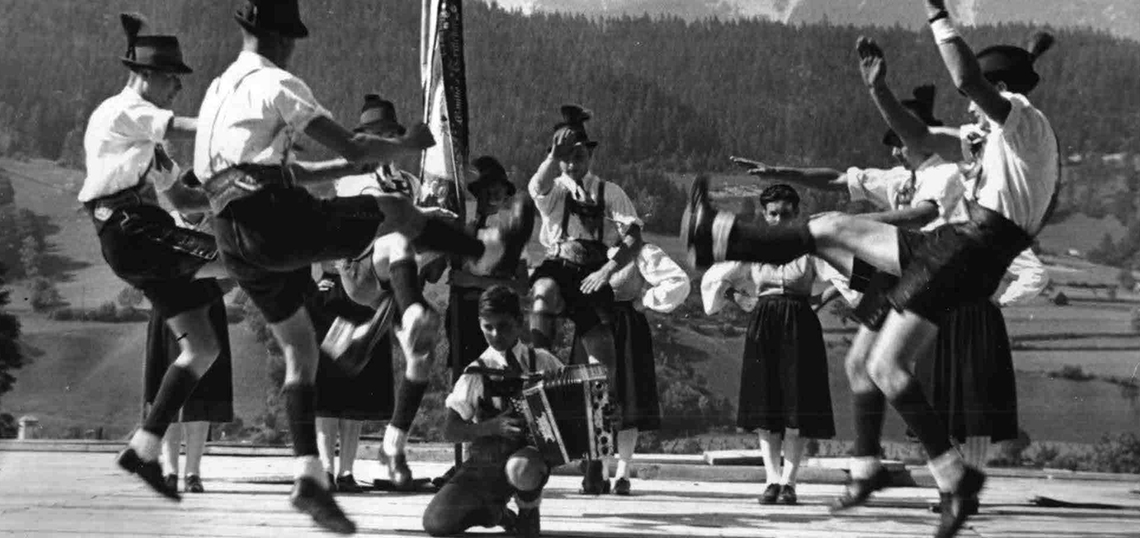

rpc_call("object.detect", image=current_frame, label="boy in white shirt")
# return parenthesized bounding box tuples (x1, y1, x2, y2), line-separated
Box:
(422, 285, 562, 538)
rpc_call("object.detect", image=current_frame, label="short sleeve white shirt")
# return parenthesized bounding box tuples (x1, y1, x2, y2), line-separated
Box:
(79, 87, 176, 202)
(193, 51, 331, 180)
(445, 342, 564, 422)
(972, 92, 1060, 234)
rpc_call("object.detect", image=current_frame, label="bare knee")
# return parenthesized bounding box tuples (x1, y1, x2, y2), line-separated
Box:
(530, 279, 562, 315)
(505, 447, 548, 492)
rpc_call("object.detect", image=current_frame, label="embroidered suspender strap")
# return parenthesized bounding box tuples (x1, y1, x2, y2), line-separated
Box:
(595, 181, 607, 241)
(204, 68, 265, 175)
(528, 347, 537, 372)
(559, 188, 573, 243)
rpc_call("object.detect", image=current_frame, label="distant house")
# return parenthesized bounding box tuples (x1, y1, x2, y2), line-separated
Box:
(1067, 249, 1082, 258)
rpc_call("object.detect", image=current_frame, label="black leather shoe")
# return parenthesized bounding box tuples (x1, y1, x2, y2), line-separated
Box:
(116, 448, 181, 501)
(931, 493, 978, 516)
(335, 473, 363, 494)
(378, 450, 414, 491)
(758, 483, 780, 505)
(613, 477, 631, 496)
(779, 484, 798, 505)
(580, 460, 610, 495)
(164, 474, 178, 493)
(515, 507, 540, 538)
(680, 175, 716, 269)
(289, 476, 356, 535)
(494, 505, 518, 532)
(935, 466, 986, 538)
(830, 466, 892, 512)
(185, 474, 204, 493)
(431, 465, 458, 489)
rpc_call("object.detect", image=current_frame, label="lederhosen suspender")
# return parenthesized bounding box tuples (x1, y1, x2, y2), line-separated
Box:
(560, 180, 606, 243)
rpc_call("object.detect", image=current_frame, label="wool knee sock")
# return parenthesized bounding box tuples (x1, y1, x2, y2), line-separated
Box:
(283, 384, 319, 457)
(888, 380, 953, 459)
(390, 378, 429, 433)
(142, 366, 201, 438)
(390, 258, 426, 316)
(724, 221, 816, 266)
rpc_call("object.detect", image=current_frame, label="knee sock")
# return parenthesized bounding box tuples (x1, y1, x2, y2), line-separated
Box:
(390, 258, 426, 316)
(724, 221, 816, 266)
(414, 218, 484, 259)
(390, 378, 429, 433)
(283, 384, 319, 457)
(888, 380, 954, 459)
(142, 366, 200, 438)
(852, 390, 886, 458)
(529, 313, 555, 350)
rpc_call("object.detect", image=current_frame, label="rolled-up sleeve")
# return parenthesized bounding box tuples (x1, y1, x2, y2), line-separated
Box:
(998, 249, 1049, 306)
(605, 183, 643, 229)
(273, 75, 332, 132)
(444, 372, 483, 422)
(701, 261, 751, 315)
(637, 244, 691, 313)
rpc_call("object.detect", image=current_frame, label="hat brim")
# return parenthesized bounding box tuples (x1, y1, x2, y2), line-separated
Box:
(121, 58, 193, 74)
(353, 122, 406, 137)
(234, 14, 310, 39)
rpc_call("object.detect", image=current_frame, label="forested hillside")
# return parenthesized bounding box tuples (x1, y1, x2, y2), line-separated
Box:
(3, 1, 1139, 170)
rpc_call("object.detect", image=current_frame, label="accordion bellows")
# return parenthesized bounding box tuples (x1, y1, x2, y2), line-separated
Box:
(512, 364, 616, 466)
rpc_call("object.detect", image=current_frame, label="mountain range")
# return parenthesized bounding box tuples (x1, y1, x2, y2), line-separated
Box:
(487, 0, 1140, 42)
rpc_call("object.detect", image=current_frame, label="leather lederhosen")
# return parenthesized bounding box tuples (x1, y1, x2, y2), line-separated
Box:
(554, 181, 609, 270)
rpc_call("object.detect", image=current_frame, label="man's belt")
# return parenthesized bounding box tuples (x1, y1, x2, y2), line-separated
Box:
(552, 240, 609, 268)
(84, 186, 152, 231)
(202, 164, 294, 214)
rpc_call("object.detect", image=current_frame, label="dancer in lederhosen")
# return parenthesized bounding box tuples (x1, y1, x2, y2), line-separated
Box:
(143, 209, 234, 495)
(682, 5, 1060, 532)
(739, 84, 1048, 515)
(81, 12, 230, 502)
(527, 105, 643, 494)
(701, 185, 857, 505)
(192, 1, 534, 530)
(307, 269, 394, 493)
(318, 94, 459, 492)
(570, 239, 689, 495)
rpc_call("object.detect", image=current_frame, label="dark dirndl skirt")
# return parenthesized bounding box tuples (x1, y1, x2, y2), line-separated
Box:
(571, 301, 661, 431)
(447, 286, 488, 381)
(737, 295, 835, 439)
(307, 277, 395, 421)
(143, 280, 234, 423)
(916, 299, 1019, 442)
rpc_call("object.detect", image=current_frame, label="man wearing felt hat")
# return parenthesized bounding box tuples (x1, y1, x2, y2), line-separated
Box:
(82, 12, 235, 504)
(526, 104, 644, 495)
(192, 1, 535, 533)
(681, 0, 1059, 535)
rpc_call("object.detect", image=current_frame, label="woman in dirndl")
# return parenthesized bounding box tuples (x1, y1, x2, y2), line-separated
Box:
(570, 240, 690, 495)
(701, 184, 856, 505)
(143, 212, 234, 495)
(307, 268, 395, 493)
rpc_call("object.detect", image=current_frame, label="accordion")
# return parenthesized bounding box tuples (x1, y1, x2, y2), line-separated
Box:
(511, 364, 616, 467)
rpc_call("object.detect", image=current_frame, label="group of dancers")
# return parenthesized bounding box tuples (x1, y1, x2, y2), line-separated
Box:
(78, 1, 1059, 537)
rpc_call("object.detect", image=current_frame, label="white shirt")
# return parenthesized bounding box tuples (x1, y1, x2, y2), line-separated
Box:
(335, 166, 421, 199)
(607, 243, 690, 312)
(848, 156, 965, 231)
(529, 172, 642, 254)
(971, 92, 1060, 235)
(445, 341, 563, 422)
(701, 256, 859, 315)
(193, 51, 331, 180)
(79, 86, 177, 202)
(996, 249, 1049, 306)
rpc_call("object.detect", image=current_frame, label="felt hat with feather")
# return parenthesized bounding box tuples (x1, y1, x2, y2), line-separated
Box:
(467, 155, 516, 198)
(551, 104, 598, 150)
(354, 94, 406, 137)
(234, 0, 309, 39)
(883, 85, 943, 147)
(976, 32, 1055, 95)
(119, 13, 192, 74)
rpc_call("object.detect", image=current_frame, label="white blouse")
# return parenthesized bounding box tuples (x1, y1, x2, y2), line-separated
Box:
(701, 256, 858, 315)
(607, 243, 690, 313)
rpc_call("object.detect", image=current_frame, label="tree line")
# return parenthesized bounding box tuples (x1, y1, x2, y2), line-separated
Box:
(2, 1, 1139, 218)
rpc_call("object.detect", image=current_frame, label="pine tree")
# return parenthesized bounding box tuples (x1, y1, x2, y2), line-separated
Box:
(0, 262, 26, 403)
